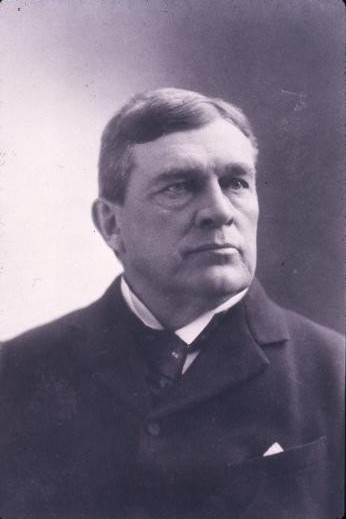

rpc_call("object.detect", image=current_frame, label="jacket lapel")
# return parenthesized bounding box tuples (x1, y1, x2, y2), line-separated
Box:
(69, 277, 289, 420)
(243, 278, 290, 345)
(69, 278, 152, 418)
(150, 279, 290, 419)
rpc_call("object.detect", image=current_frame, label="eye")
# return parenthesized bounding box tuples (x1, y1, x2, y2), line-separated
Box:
(155, 179, 196, 207)
(220, 177, 249, 191)
(162, 181, 193, 197)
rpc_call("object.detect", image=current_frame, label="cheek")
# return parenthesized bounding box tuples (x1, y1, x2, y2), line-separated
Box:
(243, 197, 259, 230)
(123, 207, 183, 253)
(236, 206, 258, 233)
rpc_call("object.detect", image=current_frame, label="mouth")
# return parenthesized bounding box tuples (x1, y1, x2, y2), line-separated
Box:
(184, 243, 239, 256)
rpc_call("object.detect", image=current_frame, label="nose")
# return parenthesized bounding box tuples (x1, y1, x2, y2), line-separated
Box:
(195, 180, 234, 229)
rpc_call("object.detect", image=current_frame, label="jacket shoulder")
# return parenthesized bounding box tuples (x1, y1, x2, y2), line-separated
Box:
(283, 307, 344, 358)
(0, 307, 91, 385)
(245, 279, 344, 358)
(271, 307, 345, 405)
(2, 303, 94, 352)
(0, 279, 123, 373)
(245, 281, 344, 393)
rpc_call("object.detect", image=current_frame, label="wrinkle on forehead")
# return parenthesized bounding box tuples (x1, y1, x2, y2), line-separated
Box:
(129, 119, 257, 191)
(134, 119, 256, 157)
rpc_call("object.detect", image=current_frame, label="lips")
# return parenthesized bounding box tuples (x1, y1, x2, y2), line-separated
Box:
(184, 243, 238, 255)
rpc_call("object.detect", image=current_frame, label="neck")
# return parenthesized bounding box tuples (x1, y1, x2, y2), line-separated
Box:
(123, 276, 240, 330)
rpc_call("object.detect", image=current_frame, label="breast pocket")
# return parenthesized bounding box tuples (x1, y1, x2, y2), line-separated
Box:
(213, 437, 328, 518)
(239, 435, 327, 475)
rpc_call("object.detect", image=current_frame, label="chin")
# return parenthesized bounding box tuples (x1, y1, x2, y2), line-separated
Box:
(191, 266, 254, 299)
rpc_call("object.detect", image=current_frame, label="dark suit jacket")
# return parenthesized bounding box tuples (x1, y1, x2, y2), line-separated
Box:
(0, 278, 344, 518)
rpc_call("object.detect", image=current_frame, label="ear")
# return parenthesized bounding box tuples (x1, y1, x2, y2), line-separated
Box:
(92, 198, 123, 253)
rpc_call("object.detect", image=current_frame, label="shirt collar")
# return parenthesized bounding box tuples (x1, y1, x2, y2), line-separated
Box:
(120, 276, 248, 345)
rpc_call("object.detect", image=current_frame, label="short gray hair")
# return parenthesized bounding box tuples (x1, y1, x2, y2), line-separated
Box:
(98, 88, 258, 203)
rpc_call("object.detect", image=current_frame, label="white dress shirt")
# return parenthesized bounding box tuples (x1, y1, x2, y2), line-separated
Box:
(120, 277, 247, 373)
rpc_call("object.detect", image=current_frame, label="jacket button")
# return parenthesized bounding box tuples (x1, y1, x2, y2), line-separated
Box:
(159, 377, 171, 389)
(147, 422, 160, 436)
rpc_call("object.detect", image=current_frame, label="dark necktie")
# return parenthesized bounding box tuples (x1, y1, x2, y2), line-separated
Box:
(143, 329, 188, 397)
(138, 311, 227, 399)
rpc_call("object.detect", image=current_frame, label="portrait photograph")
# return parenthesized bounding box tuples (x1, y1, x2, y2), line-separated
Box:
(0, 1, 344, 518)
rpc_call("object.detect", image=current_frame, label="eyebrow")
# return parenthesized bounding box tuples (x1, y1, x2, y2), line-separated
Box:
(149, 166, 202, 186)
(223, 163, 256, 177)
(149, 162, 255, 188)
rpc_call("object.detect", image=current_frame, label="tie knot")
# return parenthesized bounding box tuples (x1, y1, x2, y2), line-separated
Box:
(133, 328, 187, 399)
(144, 330, 188, 384)
(128, 309, 228, 400)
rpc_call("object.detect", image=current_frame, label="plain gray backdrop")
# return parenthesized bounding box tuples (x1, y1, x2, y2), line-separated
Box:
(0, 0, 344, 337)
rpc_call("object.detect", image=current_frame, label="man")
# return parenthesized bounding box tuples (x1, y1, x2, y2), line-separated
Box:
(0, 88, 344, 518)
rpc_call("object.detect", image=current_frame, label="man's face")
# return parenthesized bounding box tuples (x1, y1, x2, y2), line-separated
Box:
(114, 118, 259, 307)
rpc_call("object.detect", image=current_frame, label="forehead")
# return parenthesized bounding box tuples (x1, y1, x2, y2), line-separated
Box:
(130, 119, 257, 182)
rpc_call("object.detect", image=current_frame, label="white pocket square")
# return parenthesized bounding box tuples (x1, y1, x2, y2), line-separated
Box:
(263, 442, 284, 457)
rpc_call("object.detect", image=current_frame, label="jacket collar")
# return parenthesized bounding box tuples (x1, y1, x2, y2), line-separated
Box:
(70, 277, 289, 418)
(243, 278, 290, 345)
(69, 278, 152, 418)
(150, 279, 290, 419)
